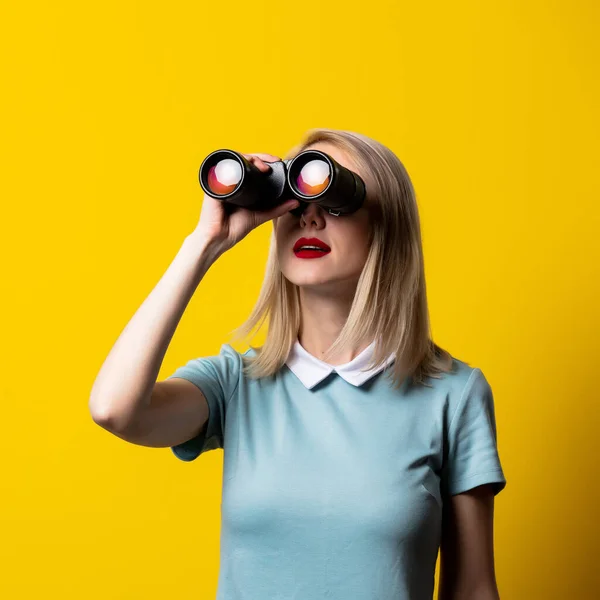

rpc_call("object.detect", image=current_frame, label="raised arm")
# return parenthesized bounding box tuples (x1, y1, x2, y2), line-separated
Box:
(89, 153, 299, 447)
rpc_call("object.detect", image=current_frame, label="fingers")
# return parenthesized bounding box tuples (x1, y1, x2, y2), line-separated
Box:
(240, 152, 281, 173)
(248, 153, 281, 163)
(235, 152, 295, 225)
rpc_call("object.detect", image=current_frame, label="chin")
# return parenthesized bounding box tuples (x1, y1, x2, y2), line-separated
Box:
(279, 256, 362, 290)
(284, 273, 333, 287)
(283, 269, 359, 291)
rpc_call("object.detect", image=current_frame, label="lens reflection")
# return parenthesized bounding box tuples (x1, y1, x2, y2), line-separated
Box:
(296, 159, 330, 196)
(207, 158, 243, 195)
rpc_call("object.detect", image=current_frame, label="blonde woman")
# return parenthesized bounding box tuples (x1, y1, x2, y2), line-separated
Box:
(90, 128, 507, 600)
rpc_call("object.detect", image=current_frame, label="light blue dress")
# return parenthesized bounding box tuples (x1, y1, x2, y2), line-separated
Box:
(167, 342, 506, 600)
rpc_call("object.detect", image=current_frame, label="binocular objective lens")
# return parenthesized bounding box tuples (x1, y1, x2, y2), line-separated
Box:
(207, 158, 243, 195)
(295, 159, 331, 196)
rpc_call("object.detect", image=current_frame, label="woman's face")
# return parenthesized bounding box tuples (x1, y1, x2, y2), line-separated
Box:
(274, 142, 372, 293)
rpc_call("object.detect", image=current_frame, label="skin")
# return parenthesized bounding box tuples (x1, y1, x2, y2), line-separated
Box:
(244, 144, 501, 600)
(273, 141, 374, 364)
(438, 484, 501, 600)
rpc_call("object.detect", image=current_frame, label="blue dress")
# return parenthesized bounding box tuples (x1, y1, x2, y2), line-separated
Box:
(167, 342, 507, 600)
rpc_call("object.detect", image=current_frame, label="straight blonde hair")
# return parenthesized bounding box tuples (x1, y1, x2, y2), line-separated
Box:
(229, 128, 456, 389)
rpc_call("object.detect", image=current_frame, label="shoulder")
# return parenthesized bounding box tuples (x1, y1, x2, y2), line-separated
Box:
(429, 359, 497, 438)
(222, 343, 256, 366)
(219, 343, 248, 360)
(411, 357, 493, 416)
(206, 343, 251, 364)
(213, 343, 260, 382)
(169, 343, 250, 394)
(209, 343, 251, 376)
(416, 356, 487, 396)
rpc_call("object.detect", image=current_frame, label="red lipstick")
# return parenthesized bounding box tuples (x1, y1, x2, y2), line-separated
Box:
(293, 237, 331, 259)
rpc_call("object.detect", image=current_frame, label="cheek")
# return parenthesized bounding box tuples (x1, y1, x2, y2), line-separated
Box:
(275, 222, 289, 242)
(341, 222, 371, 254)
(347, 240, 370, 267)
(274, 219, 294, 261)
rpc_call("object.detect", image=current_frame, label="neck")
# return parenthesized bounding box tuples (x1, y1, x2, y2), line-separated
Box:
(297, 283, 370, 365)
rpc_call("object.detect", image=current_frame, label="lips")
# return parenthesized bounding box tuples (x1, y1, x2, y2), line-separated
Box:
(293, 237, 331, 252)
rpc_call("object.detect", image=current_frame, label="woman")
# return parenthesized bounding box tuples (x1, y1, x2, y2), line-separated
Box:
(89, 128, 507, 600)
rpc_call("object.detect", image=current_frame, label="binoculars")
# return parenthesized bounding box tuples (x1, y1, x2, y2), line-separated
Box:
(198, 149, 366, 217)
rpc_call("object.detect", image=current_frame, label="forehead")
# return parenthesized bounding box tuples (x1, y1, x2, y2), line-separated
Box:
(304, 141, 361, 175)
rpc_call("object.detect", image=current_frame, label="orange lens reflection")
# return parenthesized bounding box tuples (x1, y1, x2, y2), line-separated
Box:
(207, 159, 243, 195)
(296, 159, 330, 196)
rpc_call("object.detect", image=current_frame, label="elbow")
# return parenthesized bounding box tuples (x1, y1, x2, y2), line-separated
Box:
(89, 397, 122, 431)
(89, 398, 111, 426)
(89, 397, 145, 438)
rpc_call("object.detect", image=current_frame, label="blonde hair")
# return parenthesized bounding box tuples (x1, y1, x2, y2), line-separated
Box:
(229, 128, 456, 389)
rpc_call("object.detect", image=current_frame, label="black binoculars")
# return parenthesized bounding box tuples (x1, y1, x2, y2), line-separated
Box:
(198, 149, 366, 217)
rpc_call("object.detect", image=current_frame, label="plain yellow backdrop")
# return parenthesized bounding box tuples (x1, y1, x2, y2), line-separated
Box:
(1, 1, 599, 598)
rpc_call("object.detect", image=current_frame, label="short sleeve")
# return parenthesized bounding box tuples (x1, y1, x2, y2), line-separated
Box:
(165, 344, 241, 462)
(442, 368, 507, 496)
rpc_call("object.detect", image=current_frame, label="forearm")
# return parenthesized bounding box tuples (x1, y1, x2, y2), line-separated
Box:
(88, 232, 223, 431)
(438, 580, 500, 600)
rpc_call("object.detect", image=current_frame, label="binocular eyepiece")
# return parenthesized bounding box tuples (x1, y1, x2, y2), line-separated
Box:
(198, 149, 366, 217)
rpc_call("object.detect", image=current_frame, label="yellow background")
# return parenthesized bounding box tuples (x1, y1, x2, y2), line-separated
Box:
(1, 1, 598, 598)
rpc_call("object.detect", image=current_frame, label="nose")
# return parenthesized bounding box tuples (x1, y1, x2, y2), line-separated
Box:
(299, 202, 326, 229)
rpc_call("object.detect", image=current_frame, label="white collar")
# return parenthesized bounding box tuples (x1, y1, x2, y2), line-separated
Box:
(285, 339, 396, 389)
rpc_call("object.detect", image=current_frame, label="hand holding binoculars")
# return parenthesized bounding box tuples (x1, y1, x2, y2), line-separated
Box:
(199, 149, 367, 217)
